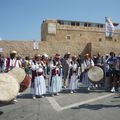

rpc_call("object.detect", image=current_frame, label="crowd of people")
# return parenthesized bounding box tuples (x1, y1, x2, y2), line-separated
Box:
(0, 50, 120, 100)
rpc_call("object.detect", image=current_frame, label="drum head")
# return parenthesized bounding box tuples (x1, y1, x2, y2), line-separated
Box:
(0, 73, 19, 102)
(88, 66, 104, 83)
(8, 67, 26, 84)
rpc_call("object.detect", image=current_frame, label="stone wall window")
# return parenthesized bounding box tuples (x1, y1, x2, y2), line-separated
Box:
(84, 23, 87, 27)
(99, 38, 102, 42)
(71, 22, 75, 26)
(66, 35, 71, 40)
(76, 22, 80, 26)
(57, 20, 64, 25)
(88, 23, 91, 27)
(97, 24, 100, 28)
(100, 24, 103, 28)
(80, 22, 84, 26)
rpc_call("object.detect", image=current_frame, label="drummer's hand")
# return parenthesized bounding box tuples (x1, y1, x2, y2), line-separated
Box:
(85, 68, 89, 71)
(87, 66, 93, 69)
(90, 66, 94, 68)
(86, 66, 90, 69)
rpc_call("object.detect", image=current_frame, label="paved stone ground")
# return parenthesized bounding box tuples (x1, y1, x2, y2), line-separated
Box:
(0, 86, 120, 120)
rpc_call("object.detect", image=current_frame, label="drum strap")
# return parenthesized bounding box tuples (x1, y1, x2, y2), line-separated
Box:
(14, 59, 17, 66)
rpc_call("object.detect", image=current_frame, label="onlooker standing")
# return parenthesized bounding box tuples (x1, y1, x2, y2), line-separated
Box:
(0, 54, 5, 72)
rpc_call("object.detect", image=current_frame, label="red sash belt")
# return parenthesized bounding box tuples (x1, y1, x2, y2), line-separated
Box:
(35, 72, 43, 76)
(52, 69, 60, 76)
(73, 71, 77, 73)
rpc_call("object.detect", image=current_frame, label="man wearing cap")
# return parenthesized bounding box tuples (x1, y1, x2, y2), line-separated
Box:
(49, 53, 62, 96)
(62, 52, 71, 88)
(106, 52, 117, 92)
(69, 56, 79, 93)
(110, 56, 120, 92)
(31, 54, 46, 99)
(10, 51, 17, 68)
(82, 53, 94, 91)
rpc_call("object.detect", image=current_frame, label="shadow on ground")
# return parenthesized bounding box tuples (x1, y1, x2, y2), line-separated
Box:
(71, 104, 120, 110)
(0, 111, 3, 116)
(71, 93, 120, 110)
(0, 101, 15, 107)
(17, 93, 32, 99)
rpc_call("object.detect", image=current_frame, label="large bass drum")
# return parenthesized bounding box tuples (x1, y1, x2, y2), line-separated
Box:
(88, 66, 104, 83)
(8, 67, 26, 84)
(19, 75, 31, 92)
(0, 73, 19, 102)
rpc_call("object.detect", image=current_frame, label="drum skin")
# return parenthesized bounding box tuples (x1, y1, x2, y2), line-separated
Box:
(19, 75, 31, 92)
(88, 66, 104, 83)
(8, 67, 26, 84)
(0, 73, 19, 102)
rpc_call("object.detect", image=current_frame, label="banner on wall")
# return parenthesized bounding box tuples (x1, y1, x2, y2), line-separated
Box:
(0, 48, 3, 52)
(33, 41, 39, 50)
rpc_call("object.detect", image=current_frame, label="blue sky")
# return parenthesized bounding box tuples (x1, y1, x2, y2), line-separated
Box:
(0, 0, 120, 41)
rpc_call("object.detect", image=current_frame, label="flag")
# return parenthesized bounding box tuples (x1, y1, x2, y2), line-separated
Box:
(0, 48, 3, 52)
(105, 17, 115, 38)
(33, 41, 39, 50)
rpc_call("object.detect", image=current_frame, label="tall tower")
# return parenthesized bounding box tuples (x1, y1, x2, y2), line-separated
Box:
(41, 20, 57, 41)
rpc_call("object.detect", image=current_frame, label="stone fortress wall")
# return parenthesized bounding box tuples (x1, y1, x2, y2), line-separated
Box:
(0, 19, 120, 57)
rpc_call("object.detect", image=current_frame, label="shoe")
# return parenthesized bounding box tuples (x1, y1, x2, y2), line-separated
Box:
(11, 99, 18, 104)
(13, 99, 18, 103)
(70, 91, 73, 94)
(51, 94, 54, 97)
(56, 93, 60, 96)
(111, 87, 116, 92)
(17, 92, 21, 96)
(95, 84, 98, 88)
(41, 95, 45, 98)
(73, 90, 77, 93)
(33, 96, 36, 99)
(63, 86, 66, 89)
(87, 87, 90, 91)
